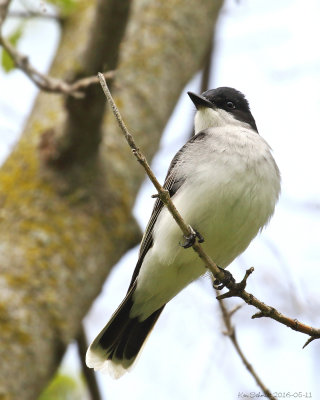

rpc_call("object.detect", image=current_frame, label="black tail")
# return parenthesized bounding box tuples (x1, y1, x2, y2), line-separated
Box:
(86, 285, 164, 378)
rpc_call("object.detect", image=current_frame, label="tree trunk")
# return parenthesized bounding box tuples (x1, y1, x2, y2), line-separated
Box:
(0, 0, 223, 398)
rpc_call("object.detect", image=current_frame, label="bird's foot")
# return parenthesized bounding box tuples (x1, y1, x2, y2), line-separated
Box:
(212, 266, 236, 290)
(215, 267, 254, 300)
(180, 225, 204, 248)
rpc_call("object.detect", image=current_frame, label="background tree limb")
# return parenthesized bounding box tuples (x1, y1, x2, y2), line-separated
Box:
(0, 0, 223, 398)
(215, 286, 276, 400)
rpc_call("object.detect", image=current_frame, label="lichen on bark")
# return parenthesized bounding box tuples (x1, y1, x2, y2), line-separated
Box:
(0, 0, 223, 398)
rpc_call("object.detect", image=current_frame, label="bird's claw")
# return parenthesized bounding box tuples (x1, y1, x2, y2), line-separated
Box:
(180, 226, 204, 248)
(213, 267, 235, 290)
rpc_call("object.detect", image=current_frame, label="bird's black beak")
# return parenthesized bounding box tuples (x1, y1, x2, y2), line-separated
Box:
(188, 91, 213, 110)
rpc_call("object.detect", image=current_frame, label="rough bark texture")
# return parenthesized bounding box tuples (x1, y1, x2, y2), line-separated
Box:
(0, 0, 223, 398)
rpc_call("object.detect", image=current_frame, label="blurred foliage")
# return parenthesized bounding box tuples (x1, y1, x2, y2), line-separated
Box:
(46, 0, 78, 16)
(38, 372, 84, 400)
(0, 24, 24, 72)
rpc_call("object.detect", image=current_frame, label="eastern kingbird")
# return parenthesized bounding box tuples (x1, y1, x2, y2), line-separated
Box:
(86, 87, 281, 377)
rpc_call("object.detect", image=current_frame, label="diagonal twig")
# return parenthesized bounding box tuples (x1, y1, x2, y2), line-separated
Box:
(97, 72, 320, 350)
(0, 0, 11, 26)
(0, 34, 115, 97)
(77, 324, 102, 400)
(97, 72, 225, 282)
(214, 281, 276, 400)
(7, 10, 62, 21)
(0, 3, 114, 98)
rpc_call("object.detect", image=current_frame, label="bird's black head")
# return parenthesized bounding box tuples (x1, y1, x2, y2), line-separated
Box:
(188, 87, 258, 133)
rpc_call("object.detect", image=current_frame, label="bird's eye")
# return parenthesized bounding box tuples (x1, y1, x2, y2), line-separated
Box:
(226, 101, 235, 109)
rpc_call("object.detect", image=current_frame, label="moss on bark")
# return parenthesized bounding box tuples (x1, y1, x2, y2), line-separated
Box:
(0, 0, 223, 398)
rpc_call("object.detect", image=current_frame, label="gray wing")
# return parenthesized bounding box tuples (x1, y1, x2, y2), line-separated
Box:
(127, 130, 207, 290)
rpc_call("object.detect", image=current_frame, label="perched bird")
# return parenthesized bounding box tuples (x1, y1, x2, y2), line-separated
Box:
(86, 87, 281, 377)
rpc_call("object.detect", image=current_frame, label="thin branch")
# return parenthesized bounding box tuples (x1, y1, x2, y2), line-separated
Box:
(98, 72, 225, 282)
(97, 72, 320, 348)
(0, 0, 11, 27)
(216, 268, 320, 347)
(200, 36, 213, 94)
(0, 11, 114, 98)
(7, 10, 62, 21)
(77, 324, 102, 400)
(213, 280, 276, 400)
(188, 36, 213, 139)
(228, 304, 243, 318)
(65, 71, 115, 94)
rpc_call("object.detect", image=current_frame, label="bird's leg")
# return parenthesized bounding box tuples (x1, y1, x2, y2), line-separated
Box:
(212, 266, 235, 290)
(195, 230, 205, 243)
(180, 225, 205, 248)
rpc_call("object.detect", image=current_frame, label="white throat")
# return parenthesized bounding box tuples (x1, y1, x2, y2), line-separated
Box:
(194, 107, 249, 134)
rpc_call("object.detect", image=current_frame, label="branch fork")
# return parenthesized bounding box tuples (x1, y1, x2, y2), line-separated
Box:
(97, 72, 320, 353)
(0, 6, 114, 98)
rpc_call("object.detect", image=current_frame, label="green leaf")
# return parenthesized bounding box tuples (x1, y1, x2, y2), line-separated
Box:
(46, 0, 78, 16)
(1, 24, 24, 73)
(38, 373, 80, 400)
(1, 49, 14, 73)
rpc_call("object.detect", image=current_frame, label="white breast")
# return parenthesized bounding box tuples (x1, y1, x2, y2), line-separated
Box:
(163, 126, 279, 259)
(132, 125, 280, 320)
